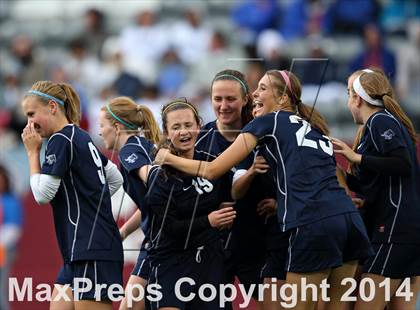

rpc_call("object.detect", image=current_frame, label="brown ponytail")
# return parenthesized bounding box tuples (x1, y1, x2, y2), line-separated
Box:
(266, 70, 330, 136)
(102, 97, 161, 144)
(59, 83, 81, 125)
(382, 94, 417, 144)
(28, 81, 81, 125)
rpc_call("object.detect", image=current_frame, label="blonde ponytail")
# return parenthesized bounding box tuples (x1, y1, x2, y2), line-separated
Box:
(137, 105, 161, 144)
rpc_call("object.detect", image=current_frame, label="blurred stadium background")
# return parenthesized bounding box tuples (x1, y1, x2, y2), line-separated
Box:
(0, 0, 418, 309)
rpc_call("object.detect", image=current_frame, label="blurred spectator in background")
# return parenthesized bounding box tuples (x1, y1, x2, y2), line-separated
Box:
(256, 29, 289, 71)
(325, 0, 380, 35)
(137, 85, 166, 129)
(157, 49, 187, 98)
(100, 36, 143, 99)
(63, 37, 103, 98)
(49, 65, 90, 131)
(297, 37, 337, 84)
(171, 6, 212, 65)
(279, 0, 329, 41)
(245, 62, 265, 93)
(188, 30, 246, 92)
(231, 0, 278, 55)
(380, 0, 420, 35)
(119, 8, 168, 84)
(350, 24, 396, 81)
(80, 8, 108, 59)
(0, 71, 26, 141)
(0, 164, 23, 310)
(8, 35, 46, 88)
(397, 20, 420, 125)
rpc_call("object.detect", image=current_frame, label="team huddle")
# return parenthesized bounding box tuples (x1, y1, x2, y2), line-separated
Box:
(20, 68, 420, 310)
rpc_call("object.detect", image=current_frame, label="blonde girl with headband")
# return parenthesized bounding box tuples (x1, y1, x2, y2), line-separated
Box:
(144, 99, 237, 310)
(21, 81, 124, 309)
(332, 69, 420, 310)
(155, 70, 373, 310)
(98, 96, 160, 310)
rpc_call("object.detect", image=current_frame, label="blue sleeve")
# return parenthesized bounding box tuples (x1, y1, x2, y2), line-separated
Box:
(369, 115, 407, 154)
(242, 114, 274, 140)
(3, 195, 23, 226)
(41, 134, 71, 177)
(119, 143, 153, 173)
(237, 152, 255, 170)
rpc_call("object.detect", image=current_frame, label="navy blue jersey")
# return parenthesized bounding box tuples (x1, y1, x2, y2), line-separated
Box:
(195, 121, 237, 250)
(242, 111, 356, 231)
(41, 125, 123, 263)
(354, 110, 420, 244)
(145, 150, 229, 261)
(235, 150, 284, 251)
(196, 121, 234, 159)
(119, 135, 155, 232)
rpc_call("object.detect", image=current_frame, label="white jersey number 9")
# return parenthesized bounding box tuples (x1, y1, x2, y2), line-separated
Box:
(88, 142, 106, 184)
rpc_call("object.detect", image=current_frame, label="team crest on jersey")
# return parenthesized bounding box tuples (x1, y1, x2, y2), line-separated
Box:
(381, 129, 395, 140)
(125, 153, 138, 164)
(45, 154, 56, 165)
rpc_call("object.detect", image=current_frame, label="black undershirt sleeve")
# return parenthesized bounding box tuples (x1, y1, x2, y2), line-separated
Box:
(360, 147, 412, 177)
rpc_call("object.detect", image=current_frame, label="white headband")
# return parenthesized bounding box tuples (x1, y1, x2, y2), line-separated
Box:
(352, 70, 384, 107)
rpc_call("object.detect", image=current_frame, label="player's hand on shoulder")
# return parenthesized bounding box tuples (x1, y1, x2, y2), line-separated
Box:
(21, 122, 42, 154)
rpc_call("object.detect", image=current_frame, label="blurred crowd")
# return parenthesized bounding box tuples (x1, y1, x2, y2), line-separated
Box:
(0, 0, 419, 181)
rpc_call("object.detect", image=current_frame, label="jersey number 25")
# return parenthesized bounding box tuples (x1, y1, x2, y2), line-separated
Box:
(289, 115, 333, 156)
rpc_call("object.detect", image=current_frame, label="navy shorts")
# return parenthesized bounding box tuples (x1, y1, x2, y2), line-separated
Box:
(363, 243, 420, 278)
(56, 260, 123, 301)
(225, 253, 264, 299)
(148, 245, 226, 310)
(131, 249, 151, 280)
(261, 248, 288, 280)
(286, 212, 373, 273)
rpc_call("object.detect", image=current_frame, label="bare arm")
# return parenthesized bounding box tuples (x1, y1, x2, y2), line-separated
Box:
(156, 133, 258, 180)
(231, 156, 269, 200)
(119, 209, 142, 241)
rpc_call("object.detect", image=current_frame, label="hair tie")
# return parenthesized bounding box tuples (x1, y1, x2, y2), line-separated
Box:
(352, 76, 384, 107)
(106, 103, 138, 130)
(28, 90, 65, 106)
(213, 74, 248, 93)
